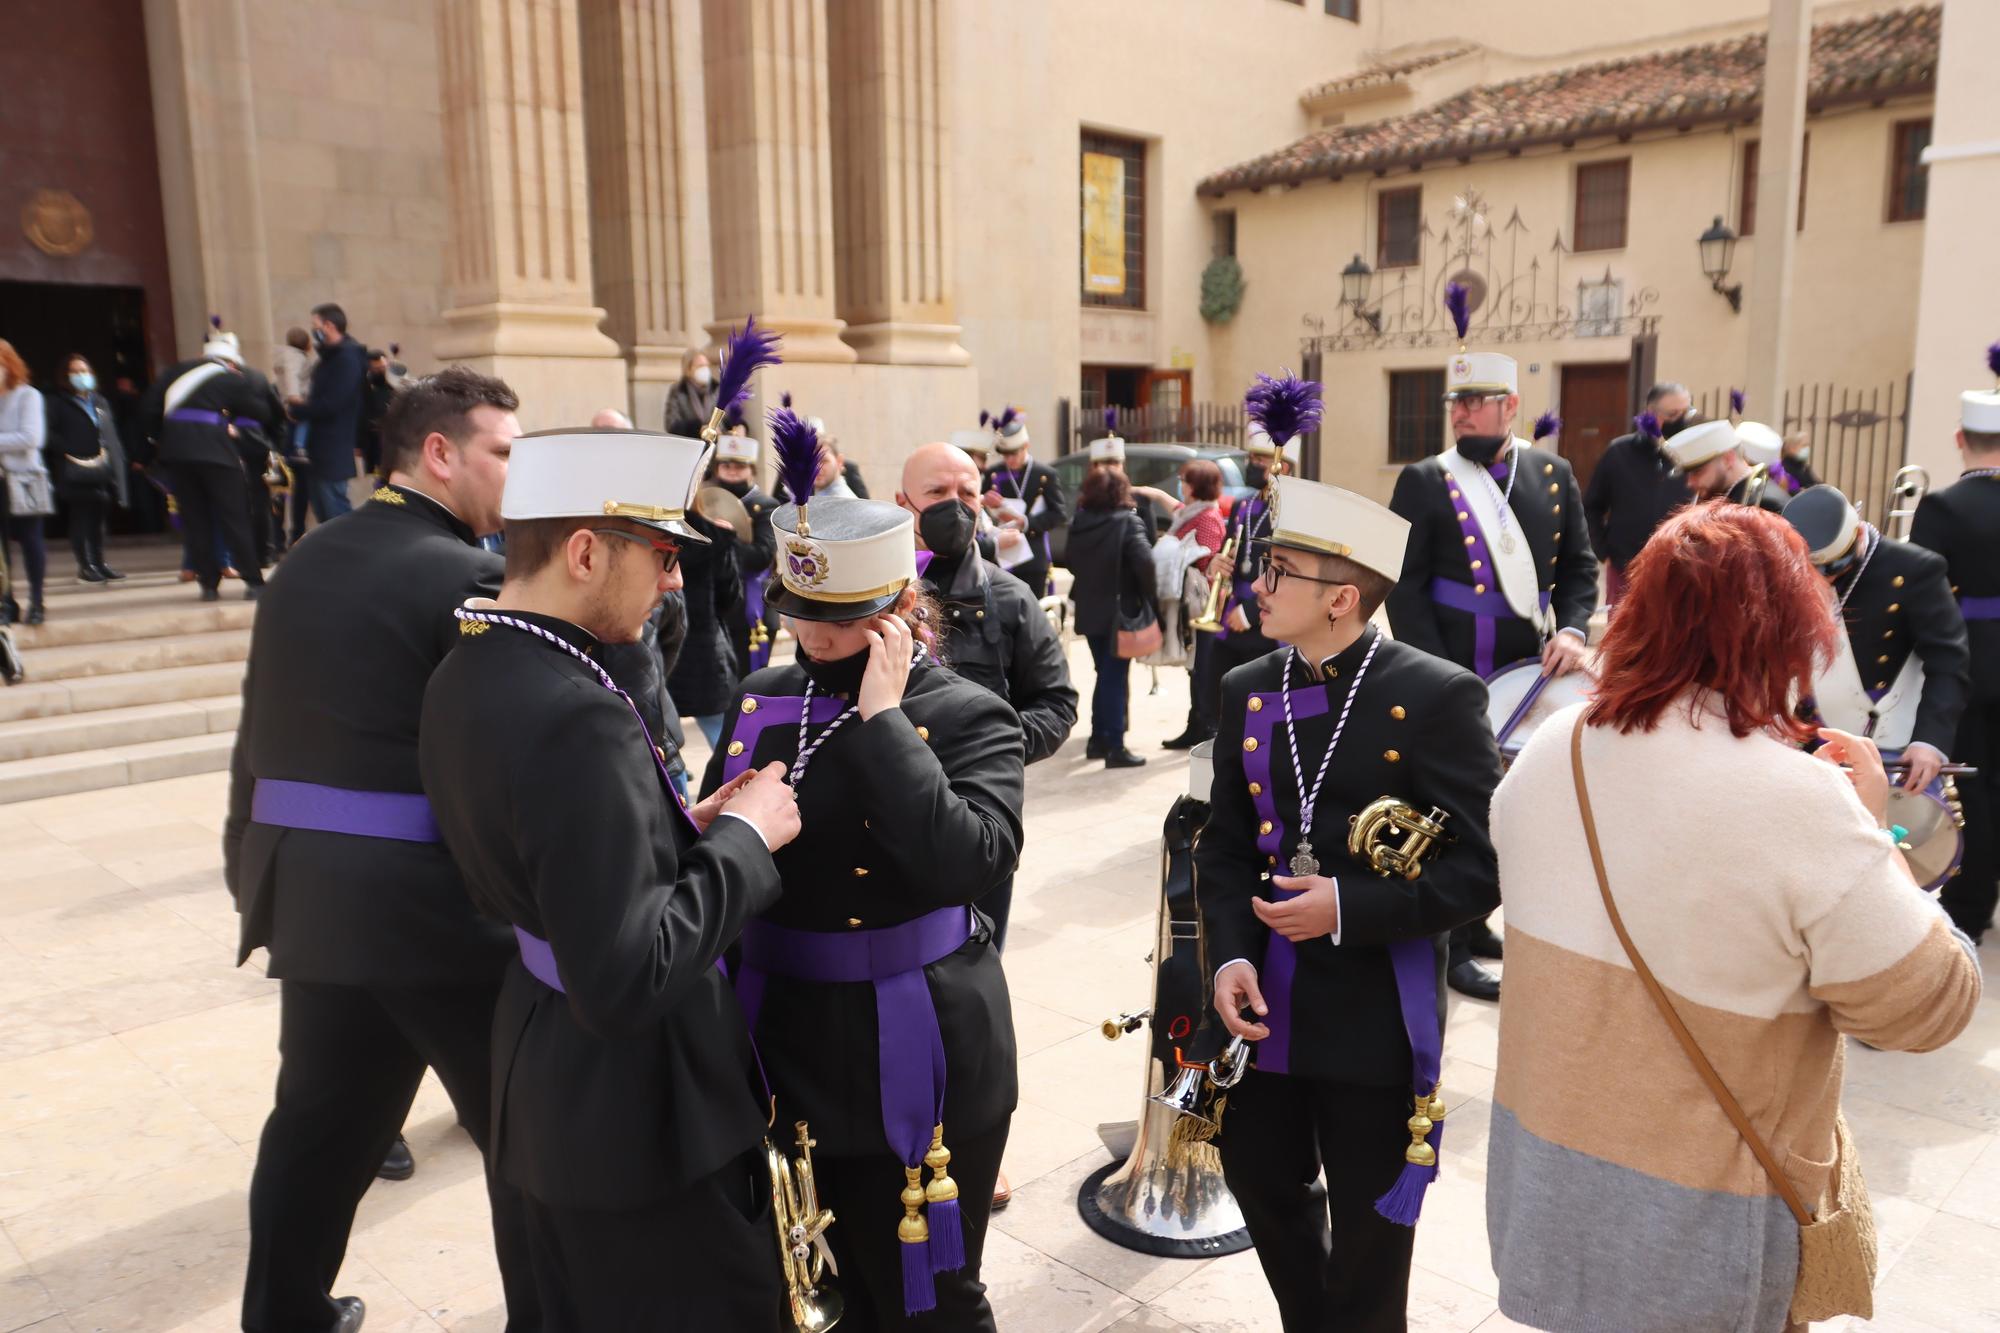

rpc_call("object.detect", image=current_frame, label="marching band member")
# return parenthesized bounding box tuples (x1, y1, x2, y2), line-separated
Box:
(708, 425, 780, 676)
(980, 405, 1066, 598)
(1199, 469, 1502, 1332)
(1387, 286, 1596, 998)
(1662, 417, 1785, 510)
(1910, 354, 2000, 942)
(703, 404, 1024, 1330)
(1204, 408, 1302, 737)
(1782, 483, 1970, 800)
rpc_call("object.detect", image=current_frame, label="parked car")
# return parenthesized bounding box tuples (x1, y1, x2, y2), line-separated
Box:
(1046, 444, 1250, 566)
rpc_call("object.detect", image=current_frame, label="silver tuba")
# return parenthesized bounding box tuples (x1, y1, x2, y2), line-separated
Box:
(1077, 741, 1254, 1259)
(765, 1120, 842, 1331)
(1885, 464, 1929, 541)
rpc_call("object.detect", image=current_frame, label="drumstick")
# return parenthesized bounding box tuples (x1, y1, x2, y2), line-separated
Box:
(1494, 670, 1554, 748)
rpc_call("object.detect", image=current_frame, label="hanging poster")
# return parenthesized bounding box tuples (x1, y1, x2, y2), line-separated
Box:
(1082, 151, 1126, 296)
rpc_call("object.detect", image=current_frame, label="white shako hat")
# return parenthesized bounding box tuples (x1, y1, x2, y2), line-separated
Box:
(992, 406, 1029, 453)
(713, 431, 759, 464)
(1245, 423, 1304, 468)
(1444, 350, 1517, 399)
(767, 497, 918, 622)
(1783, 484, 1864, 565)
(947, 428, 991, 456)
(1088, 432, 1126, 462)
(501, 428, 714, 545)
(1734, 420, 1784, 467)
(203, 331, 242, 363)
(1964, 391, 2000, 433)
(1268, 473, 1410, 583)
(1661, 418, 1739, 471)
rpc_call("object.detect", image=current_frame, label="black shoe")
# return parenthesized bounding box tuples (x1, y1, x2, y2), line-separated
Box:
(199, 587, 221, 603)
(1085, 738, 1109, 760)
(333, 1295, 366, 1331)
(1104, 748, 1148, 769)
(1160, 726, 1212, 751)
(1447, 959, 1500, 1002)
(95, 564, 126, 581)
(0, 595, 16, 625)
(25, 604, 43, 627)
(1466, 924, 1505, 961)
(376, 1136, 415, 1181)
(244, 586, 262, 603)
(77, 567, 107, 584)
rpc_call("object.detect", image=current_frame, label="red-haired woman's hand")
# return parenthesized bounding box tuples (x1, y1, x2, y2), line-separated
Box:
(1815, 726, 1890, 827)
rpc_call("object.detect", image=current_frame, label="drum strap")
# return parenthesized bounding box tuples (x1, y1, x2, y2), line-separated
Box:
(1439, 442, 1552, 634)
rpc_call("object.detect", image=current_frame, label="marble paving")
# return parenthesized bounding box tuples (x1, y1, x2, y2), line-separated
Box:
(1, 640, 1996, 1331)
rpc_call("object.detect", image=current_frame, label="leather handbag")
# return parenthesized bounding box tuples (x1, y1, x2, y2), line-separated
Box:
(1116, 600, 1162, 659)
(4, 469, 55, 518)
(1568, 719, 1877, 1324)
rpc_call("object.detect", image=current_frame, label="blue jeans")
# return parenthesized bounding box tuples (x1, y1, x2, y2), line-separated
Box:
(694, 713, 725, 747)
(309, 477, 353, 524)
(1085, 631, 1129, 749)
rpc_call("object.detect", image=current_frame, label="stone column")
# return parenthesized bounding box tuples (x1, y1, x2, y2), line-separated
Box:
(1742, 0, 1811, 421)
(826, 0, 969, 365)
(579, 0, 716, 430)
(700, 0, 856, 362)
(434, 0, 628, 428)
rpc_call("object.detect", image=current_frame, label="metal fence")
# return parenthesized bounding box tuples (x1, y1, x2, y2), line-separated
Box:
(1058, 400, 1246, 456)
(1692, 374, 1911, 525)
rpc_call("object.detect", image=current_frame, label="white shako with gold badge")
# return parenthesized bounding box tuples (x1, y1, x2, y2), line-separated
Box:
(713, 431, 759, 465)
(501, 427, 715, 545)
(1087, 407, 1126, 464)
(1267, 472, 1409, 581)
(1659, 418, 1739, 471)
(763, 405, 916, 622)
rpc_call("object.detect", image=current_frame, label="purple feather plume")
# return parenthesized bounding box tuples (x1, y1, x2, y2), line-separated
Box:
(721, 402, 745, 432)
(978, 409, 990, 428)
(1532, 411, 1561, 442)
(994, 405, 1018, 432)
(769, 405, 822, 507)
(1103, 406, 1118, 435)
(1444, 282, 1470, 340)
(1729, 387, 1745, 415)
(1243, 370, 1324, 446)
(1988, 341, 2000, 379)
(1634, 411, 1662, 440)
(715, 317, 783, 418)
(209, 313, 222, 331)
(780, 391, 792, 408)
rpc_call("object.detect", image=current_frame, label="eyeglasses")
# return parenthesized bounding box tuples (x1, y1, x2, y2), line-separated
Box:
(1444, 392, 1500, 410)
(588, 527, 681, 572)
(1257, 553, 1346, 596)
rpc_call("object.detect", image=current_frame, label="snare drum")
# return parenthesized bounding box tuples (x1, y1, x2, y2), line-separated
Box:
(1484, 659, 1594, 763)
(1880, 751, 1966, 893)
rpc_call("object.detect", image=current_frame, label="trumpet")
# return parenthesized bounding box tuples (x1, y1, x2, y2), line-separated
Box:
(1190, 532, 1240, 634)
(1347, 799, 1452, 880)
(765, 1121, 842, 1331)
(1885, 464, 1929, 541)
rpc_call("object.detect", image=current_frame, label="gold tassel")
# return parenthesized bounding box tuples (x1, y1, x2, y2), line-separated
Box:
(923, 1125, 958, 1205)
(898, 1165, 930, 1245)
(1403, 1090, 1437, 1168)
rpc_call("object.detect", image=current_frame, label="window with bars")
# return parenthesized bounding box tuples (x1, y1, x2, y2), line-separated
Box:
(1739, 137, 1810, 236)
(1888, 118, 1932, 222)
(1388, 369, 1445, 464)
(1081, 132, 1147, 309)
(1212, 209, 1237, 260)
(1326, 0, 1360, 18)
(1572, 159, 1630, 252)
(1376, 186, 1422, 268)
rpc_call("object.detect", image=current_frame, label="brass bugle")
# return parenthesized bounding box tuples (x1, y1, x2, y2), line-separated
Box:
(1190, 531, 1239, 633)
(1101, 1010, 1150, 1040)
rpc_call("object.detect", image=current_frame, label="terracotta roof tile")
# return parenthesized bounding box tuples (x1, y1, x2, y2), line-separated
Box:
(1202, 5, 1939, 196)
(1300, 47, 1476, 105)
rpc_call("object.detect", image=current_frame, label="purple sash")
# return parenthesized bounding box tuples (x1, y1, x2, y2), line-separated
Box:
(1439, 467, 1552, 676)
(250, 779, 440, 843)
(744, 570, 773, 671)
(1961, 595, 2000, 621)
(167, 407, 228, 426)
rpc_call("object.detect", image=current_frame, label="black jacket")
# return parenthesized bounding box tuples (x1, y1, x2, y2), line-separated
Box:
(423, 609, 780, 1206)
(924, 552, 1078, 764)
(699, 660, 1023, 1155)
(1066, 504, 1160, 639)
(1388, 442, 1599, 674)
(1581, 431, 1693, 568)
(44, 390, 128, 503)
(664, 510, 743, 716)
(224, 485, 513, 984)
(715, 481, 778, 677)
(1196, 637, 1502, 1086)
(1911, 472, 2000, 704)
(138, 357, 284, 471)
(1821, 535, 1970, 754)
(664, 378, 717, 438)
(298, 336, 367, 480)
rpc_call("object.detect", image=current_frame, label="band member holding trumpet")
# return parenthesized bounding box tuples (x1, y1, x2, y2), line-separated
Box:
(1781, 483, 1970, 797)
(1198, 465, 1503, 1333)
(1387, 285, 1596, 999)
(1910, 358, 2000, 942)
(702, 403, 1024, 1330)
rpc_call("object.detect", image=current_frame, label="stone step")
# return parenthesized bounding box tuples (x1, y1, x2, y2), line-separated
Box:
(9, 599, 258, 650)
(0, 661, 246, 724)
(0, 695, 240, 763)
(16, 628, 253, 683)
(0, 729, 236, 804)
(36, 572, 243, 613)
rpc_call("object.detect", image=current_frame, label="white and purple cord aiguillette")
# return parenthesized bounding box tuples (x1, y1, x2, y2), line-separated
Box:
(1277, 630, 1382, 877)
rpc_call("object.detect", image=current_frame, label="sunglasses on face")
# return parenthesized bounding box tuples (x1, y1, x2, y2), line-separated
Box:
(588, 527, 681, 572)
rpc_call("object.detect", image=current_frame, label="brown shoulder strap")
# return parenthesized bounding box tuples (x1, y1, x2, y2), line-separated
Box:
(1569, 720, 1812, 1227)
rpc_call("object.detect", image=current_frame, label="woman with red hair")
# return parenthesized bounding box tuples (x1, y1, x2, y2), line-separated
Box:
(1484, 502, 1981, 1333)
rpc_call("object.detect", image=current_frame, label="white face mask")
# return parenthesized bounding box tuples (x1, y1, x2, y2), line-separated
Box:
(692, 367, 712, 388)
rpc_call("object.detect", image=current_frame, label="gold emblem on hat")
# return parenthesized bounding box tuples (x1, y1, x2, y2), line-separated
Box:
(782, 534, 833, 590)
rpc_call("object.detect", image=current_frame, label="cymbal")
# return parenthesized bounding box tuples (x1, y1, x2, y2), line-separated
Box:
(696, 485, 753, 541)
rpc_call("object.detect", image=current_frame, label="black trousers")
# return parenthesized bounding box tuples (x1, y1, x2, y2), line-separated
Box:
(241, 454, 275, 569)
(976, 877, 1013, 953)
(65, 491, 109, 572)
(1217, 1071, 1417, 1333)
(521, 1150, 784, 1333)
(810, 1119, 1009, 1332)
(1944, 699, 2000, 940)
(243, 979, 537, 1333)
(1184, 629, 1222, 737)
(166, 460, 265, 590)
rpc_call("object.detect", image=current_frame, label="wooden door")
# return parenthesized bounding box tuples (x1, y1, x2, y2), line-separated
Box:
(1556, 362, 1631, 492)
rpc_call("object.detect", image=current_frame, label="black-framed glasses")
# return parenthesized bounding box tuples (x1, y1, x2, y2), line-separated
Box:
(1257, 552, 1345, 595)
(589, 527, 681, 572)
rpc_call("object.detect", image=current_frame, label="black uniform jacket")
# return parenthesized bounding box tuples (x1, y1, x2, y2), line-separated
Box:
(1826, 535, 1971, 754)
(137, 356, 285, 470)
(1389, 443, 1598, 675)
(665, 509, 743, 716)
(1911, 472, 2000, 704)
(1195, 637, 1503, 1087)
(224, 485, 513, 985)
(925, 551, 1077, 764)
(1582, 431, 1692, 568)
(422, 609, 781, 1207)
(700, 660, 1025, 1157)
(981, 457, 1068, 546)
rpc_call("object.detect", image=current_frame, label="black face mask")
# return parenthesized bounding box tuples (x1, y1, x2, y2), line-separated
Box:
(1244, 462, 1269, 490)
(917, 498, 976, 560)
(716, 476, 752, 498)
(1659, 412, 1698, 439)
(796, 643, 870, 696)
(1455, 434, 1508, 464)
